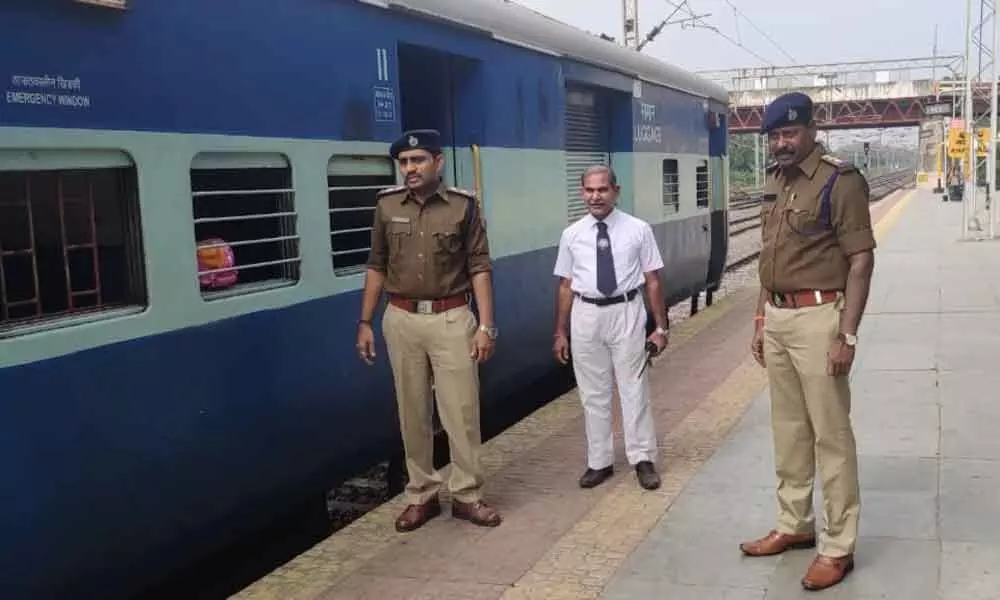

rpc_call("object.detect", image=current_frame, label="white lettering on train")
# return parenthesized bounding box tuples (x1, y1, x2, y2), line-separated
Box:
(634, 101, 663, 145)
(4, 73, 91, 110)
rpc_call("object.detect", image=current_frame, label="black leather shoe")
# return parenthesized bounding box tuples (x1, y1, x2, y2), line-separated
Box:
(635, 461, 661, 490)
(578, 466, 614, 488)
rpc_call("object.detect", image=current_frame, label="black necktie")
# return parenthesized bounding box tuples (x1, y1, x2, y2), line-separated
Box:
(596, 221, 617, 296)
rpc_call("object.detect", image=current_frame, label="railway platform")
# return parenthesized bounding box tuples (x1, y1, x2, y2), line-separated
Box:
(231, 184, 1000, 600)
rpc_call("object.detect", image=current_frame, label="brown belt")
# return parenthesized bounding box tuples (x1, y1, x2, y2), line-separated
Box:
(768, 289, 841, 309)
(388, 293, 467, 314)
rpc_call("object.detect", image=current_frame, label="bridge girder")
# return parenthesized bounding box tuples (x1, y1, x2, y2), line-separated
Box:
(728, 94, 991, 134)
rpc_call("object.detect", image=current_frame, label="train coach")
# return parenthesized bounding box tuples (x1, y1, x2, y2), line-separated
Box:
(0, 0, 729, 596)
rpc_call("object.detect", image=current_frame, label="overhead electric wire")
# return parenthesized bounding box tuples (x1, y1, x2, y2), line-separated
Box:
(655, 0, 776, 65)
(720, 0, 797, 63)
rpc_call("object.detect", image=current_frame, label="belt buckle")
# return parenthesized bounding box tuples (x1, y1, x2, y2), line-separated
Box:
(771, 292, 784, 308)
(416, 300, 434, 315)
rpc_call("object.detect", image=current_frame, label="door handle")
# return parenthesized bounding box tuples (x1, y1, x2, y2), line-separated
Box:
(471, 144, 483, 211)
(702, 224, 709, 232)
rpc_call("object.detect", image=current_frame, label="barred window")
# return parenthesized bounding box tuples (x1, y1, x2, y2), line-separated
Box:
(0, 150, 147, 336)
(662, 159, 680, 214)
(190, 152, 300, 299)
(328, 155, 397, 276)
(696, 159, 710, 208)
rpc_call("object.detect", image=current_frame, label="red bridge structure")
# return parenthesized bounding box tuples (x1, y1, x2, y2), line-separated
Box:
(697, 56, 977, 133)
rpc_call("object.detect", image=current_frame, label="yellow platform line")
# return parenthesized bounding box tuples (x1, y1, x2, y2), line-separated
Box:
(874, 188, 916, 239)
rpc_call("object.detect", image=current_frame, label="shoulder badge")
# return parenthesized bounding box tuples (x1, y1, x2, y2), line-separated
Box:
(376, 184, 407, 198)
(820, 154, 858, 174)
(446, 186, 476, 199)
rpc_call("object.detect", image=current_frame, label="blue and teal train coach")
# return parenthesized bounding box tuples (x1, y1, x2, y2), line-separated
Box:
(0, 0, 729, 596)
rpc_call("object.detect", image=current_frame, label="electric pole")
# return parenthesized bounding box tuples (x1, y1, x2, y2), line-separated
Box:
(623, 0, 639, 49)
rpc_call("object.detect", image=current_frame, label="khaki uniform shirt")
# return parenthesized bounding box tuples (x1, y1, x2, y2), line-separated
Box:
(758, 146, 876, 293)
(365, 181, 492, 299)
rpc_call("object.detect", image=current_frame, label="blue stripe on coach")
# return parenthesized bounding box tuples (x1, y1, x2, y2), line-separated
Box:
(0, 0, 722, 156)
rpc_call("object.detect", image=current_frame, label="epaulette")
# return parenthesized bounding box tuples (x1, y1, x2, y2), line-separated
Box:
(376, 185, 407, 198)
(446, 186, 476, 199)
(820, 154, 858, 174)
(446, 187, 483, 229)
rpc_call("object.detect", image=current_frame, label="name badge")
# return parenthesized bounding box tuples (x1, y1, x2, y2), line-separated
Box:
(762, 194, 777, 202)
(391, 216, 411, 224)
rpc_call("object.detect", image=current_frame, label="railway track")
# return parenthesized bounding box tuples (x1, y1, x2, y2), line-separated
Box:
(724, 169, 916, 272)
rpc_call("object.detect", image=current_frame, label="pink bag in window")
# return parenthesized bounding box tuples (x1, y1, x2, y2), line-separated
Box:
(197, 238, 238, 289)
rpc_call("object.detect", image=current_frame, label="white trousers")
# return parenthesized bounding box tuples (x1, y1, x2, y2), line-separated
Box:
(569, 292, 658, 470)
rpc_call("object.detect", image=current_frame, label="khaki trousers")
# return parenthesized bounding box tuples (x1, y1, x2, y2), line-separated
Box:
(382, 302, 484, 506)
(763, 295, 860, 558)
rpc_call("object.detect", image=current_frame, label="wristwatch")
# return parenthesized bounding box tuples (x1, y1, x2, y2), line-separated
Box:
(480, 325, 499, 340)
(654, 326, 668, 337)
(840, 332, 858, 347)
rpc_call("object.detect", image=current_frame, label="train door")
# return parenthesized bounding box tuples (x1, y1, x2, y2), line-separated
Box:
(703, 107, 729, 304)
(565, 84, 614, 222)
(397, 43, 484, 202)
(395, 43, 484, 464)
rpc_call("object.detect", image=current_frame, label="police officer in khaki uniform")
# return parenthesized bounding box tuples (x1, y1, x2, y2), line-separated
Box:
(356, 129, 502, 532)
(739, 93, 875, 591)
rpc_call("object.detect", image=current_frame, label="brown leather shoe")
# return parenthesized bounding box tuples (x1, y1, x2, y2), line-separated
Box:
(394, 498, 441, 533)
(451, 499, 502, 527)
(739, 530, 816, 556)
(801, 553, 854, 590)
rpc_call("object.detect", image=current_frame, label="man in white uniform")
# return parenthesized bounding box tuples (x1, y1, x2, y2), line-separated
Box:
(552, 164, 669, 491)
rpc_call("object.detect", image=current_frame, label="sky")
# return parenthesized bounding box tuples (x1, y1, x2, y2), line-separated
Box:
(513, 0, 966, 72)
(513, 0, 968, 150)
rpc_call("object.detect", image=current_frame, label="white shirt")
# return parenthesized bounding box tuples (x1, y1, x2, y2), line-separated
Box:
(553, 208, 665, 298)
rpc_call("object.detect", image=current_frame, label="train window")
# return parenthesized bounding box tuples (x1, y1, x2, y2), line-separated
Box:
(696, 160, 710, 208)
(0, 150, 147, 336)
(328, 155, 397, 276)
(190, 152, 301, 299)
(662, 159, 680, 214)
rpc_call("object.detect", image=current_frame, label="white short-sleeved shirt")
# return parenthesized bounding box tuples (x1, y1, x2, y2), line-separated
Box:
(552, 208, 665, 297)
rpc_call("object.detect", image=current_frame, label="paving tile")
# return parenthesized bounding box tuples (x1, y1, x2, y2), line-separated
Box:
(764, 538, 939, 600)
(850, 370, 939, 406)
(609, 535, 781, 590)
(854, 340, 937, 371)
(861, 313, 938, 344)
(646, 483, 776, 537)
(940, 458, 1000, 543)
(602, 580, 766, 600)
(940, 542, 1000, 600)
(856, 455, 937, 494)
(315, 573, 425, 600)
(855, 490, 937, 540)
(412, 581, 509, 600)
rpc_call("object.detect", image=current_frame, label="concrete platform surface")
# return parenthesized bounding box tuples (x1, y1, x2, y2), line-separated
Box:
(231, 186, 999, 600)
(599, 188, 1000, 600)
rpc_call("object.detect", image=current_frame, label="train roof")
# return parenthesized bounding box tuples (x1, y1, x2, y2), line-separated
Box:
(377, 0, 731, 104)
